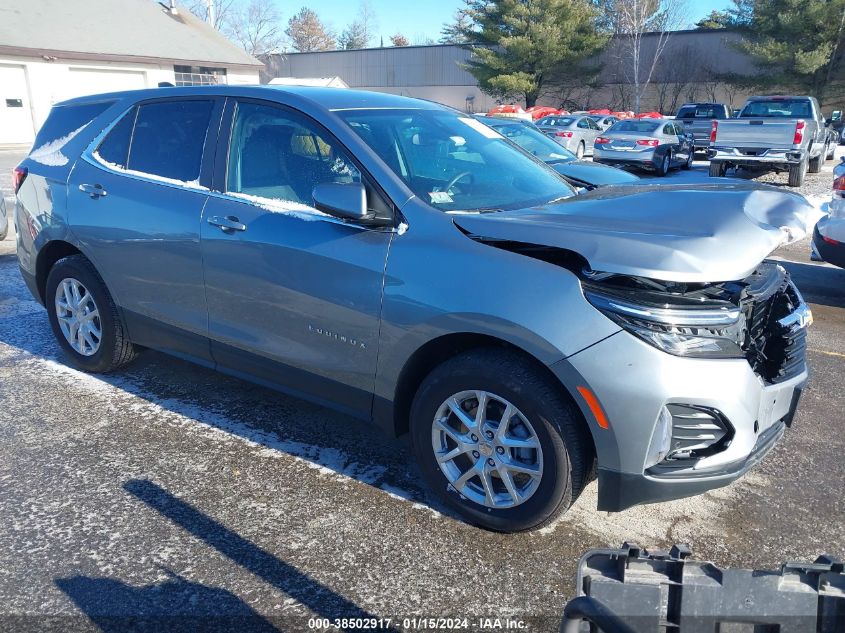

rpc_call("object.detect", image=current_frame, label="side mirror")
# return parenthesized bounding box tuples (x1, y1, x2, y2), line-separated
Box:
(312, 182, 374, 222)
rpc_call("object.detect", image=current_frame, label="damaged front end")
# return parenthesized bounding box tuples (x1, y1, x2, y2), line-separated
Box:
(581, 262, 811, 384)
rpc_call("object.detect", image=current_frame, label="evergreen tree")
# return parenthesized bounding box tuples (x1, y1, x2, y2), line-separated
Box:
(458, 0, 608, 107)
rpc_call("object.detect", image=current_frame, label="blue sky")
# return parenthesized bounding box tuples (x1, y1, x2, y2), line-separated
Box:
(295, 0, 735, 44)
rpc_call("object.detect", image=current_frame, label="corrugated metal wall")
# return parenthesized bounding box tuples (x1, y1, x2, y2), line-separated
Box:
(262, 44, 478, 87)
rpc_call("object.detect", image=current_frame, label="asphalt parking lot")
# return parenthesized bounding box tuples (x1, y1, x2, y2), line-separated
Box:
(1, 145, 844, 631)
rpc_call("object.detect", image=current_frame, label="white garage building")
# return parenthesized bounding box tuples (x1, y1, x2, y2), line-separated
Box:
(0, 0, 262, 146)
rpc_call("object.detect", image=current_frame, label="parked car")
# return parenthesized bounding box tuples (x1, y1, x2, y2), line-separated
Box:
(16, 86, 813, 532)
(812, 157, 845, 269)
(535, 115, 602, 158)
(674, 102, 731, 152)
(708, 95, 833, 186)
(593, 118, 694, 175)
(478, 116, 640, 188)
(586, 114, 619, 130)
(0, 195, 7, 241)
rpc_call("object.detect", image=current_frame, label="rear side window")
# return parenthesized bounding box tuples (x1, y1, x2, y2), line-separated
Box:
(97, 107, 137, 167)
(32, 101, 114, 151)
(128, 100, 213, 181)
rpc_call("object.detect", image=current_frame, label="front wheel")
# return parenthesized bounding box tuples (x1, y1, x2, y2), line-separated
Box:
(809, 150, 823, 173)
(682, 150, 693, 170)
(46, 255, 138, 373)
(410, 349, 592, 532)
(575, 142, 585, 159)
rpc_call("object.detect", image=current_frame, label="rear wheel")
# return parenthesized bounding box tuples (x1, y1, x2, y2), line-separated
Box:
(709, 161, 727, 177)
(575, 142, 585, 159)
(656, 151, 671, 176)
(410, 349, 592, 532)
(788, 157, 807, 187)
(809, 149, 823, 173)
(46, 255, 138, 373)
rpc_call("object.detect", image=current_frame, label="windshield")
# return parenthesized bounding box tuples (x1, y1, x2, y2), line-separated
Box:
(484, 120, 576, 163)
(740, 99, 812, 118)
(338, 109, 575, 212)
(607, 120, 662, 134)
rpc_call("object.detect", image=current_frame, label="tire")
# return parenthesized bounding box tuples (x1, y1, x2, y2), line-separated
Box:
(682, 150, 693, 170)
(808, 149, 823, 173)
(788, 157, 807, 187)
(410, 348, 592, 533)
(709, 161, 727, 177)
(576, 142, 585, 159)
(46, 254, 138, 373)
(656, 151, 671, 176)
(826, 141, 836, 161)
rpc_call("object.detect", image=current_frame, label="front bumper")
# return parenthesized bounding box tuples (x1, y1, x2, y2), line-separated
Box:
(555, 320, 808, 512)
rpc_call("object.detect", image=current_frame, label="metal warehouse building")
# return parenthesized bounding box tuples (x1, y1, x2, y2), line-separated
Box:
(262, 30, 761, 114)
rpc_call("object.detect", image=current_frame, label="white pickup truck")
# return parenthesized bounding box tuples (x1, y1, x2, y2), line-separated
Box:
(708, 95, 837, 187)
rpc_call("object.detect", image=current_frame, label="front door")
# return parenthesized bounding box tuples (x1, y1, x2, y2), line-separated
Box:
(200, 99, 393, 417)
(68, 97, 221, 361)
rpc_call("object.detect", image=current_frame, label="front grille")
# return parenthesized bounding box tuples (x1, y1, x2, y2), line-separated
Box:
(741, 264, 807, 383)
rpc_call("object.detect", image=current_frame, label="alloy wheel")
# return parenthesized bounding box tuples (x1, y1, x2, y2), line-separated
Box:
(55, 278, 102, 356)
(431, 390, 543, 509)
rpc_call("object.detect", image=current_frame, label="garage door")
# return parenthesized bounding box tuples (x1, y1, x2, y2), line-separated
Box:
(63, 68, 147, 101)
(0, 65, 35, 145)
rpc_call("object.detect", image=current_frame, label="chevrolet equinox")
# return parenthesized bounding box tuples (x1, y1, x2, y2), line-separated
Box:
(15, 87, 812, 532)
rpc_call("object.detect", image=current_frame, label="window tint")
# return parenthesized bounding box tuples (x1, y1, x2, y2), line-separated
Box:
(608, 120, 662, 134)
(577, 119, 590, 129)
(677, 105, 722, 119)
(662, 124, 675, 135)
(740, 99, 812, 118)
(127, 100, 213, 181)
(97, 107, 137, 167)
(227, 101, 361, 205)
(32, 101, 113, 151)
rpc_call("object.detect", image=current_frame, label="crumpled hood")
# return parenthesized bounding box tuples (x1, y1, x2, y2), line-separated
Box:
(453, 182, 813, 283)
(552, 160, 640, 186)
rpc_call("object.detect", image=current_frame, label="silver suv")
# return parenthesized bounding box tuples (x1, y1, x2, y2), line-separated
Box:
(15, 86, 813, 532)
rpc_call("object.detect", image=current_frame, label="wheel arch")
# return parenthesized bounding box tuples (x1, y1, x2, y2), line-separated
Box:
(35, 240, 84, 304)
(383, 332, 595, 460)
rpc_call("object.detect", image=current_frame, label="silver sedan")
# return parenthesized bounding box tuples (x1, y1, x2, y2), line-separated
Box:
(587, 115, 619, 130)
(535, 115, 602, 158)
(592, 119, 694, 176)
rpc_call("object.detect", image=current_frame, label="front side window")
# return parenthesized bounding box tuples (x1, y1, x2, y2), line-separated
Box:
(226, 101, 361, 206)
(339, 108, 574, 213)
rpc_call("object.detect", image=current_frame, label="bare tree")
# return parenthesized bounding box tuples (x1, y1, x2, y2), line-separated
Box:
(357, 0, 379, 47)
(652, 43, 696, 114)
(286, 7, 336, 52)
(607, 0, 689, 112)
(226, 0, 285, 55)
(183, 0, 236, 30)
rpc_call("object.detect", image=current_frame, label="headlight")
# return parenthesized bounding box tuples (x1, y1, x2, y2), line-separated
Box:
(584, 288, 746, 358)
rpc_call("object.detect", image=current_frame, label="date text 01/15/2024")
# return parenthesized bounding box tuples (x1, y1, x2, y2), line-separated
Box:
(307, 617, 528, 630)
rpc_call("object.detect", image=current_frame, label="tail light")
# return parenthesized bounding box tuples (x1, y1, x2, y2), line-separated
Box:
(13, 166, 27, 193)
(595, 137, 611, 144)
(710, 120, 718, 143)
(555, 131, 573, 138)
(822, 234, 842, 246)
(636, 139, 659, 147)
(793, 120, 805, 145)
(834, 175, 845, 191)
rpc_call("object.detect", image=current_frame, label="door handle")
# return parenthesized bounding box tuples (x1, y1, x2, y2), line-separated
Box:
(208, 215, 247, 233)
(79, 183, 107, 198)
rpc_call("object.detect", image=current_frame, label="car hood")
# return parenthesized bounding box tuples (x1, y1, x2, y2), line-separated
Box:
(551, 160, 640, 186)
(452, 182, 813, 283)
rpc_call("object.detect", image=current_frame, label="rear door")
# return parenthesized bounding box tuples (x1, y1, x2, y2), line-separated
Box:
(200, 98, 393, 417)
(68, 96, 223, 361)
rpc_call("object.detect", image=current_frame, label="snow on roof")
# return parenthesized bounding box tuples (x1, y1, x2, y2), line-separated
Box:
(268, 77, 349, 89)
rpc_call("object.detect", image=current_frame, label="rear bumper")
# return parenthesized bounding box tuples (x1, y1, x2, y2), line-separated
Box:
(708, 146, 805, 168)
(593, 152, 659, 171)
(813, 223, 845, 269)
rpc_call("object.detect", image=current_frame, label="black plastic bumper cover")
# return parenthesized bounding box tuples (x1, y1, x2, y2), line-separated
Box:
(597, 420, 785, 512)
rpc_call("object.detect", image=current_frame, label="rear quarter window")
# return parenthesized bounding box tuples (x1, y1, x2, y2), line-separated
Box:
(96, 107, 137, 167)
(32, 101, 114, 151)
